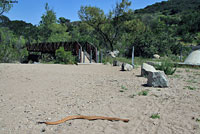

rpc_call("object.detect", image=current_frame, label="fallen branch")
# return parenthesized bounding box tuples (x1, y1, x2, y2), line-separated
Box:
(38, 115, 129, 125)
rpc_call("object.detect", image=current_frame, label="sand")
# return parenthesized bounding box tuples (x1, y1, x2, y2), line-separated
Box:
(0, 63, 200, 134)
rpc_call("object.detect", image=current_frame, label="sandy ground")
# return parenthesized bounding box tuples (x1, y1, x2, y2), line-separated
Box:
(0, 63, 200, 134)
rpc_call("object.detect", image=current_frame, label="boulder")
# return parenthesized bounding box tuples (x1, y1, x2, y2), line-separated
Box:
(113, 50, 119, 57)
(122, 63, 133, 71)
(113, 60, 122, 66)
(109, 50, 119, 58)
(110, 52, 116, 58)
(147, 71, 169, 87)
(141, 63, 156, 77)
(153, 54, 160, 59)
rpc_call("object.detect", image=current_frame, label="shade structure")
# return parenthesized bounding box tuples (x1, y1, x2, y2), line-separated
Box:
(184, 49, 200, 65)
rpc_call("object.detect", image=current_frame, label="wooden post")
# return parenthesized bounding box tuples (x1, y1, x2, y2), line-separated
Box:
(96, 48, 98, 63)
(100, 51, 103, 63)
(97, 51, 99, 63)
(83, 50, 86, 63)
(90, 50, 92, 63)
(78, 49, 81, 63)
(80, 47, 82, 63)
(132, 46, 135, 68)
(180, 45, 182, 62)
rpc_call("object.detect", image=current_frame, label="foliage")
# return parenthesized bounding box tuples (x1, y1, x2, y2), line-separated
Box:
(150, 113, 160, 119)
(0, 0, 15, 16)
(0, 27, 28, 63)
(47, 23, 71, 42)
(78, 0, 132, 51)
(55, 47, 76, 64)
(39, 3, 57, 41)
(102, 56, 114, 64)
(154, 59, 176, 75)
(1, 20, 39, 43)
(138, 90, 149, 96)
(185, 86, 196, 90)
(121, 85, 128, 90)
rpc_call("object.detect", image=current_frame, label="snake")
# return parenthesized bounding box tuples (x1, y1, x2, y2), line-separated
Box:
(38, 115, 129, 125)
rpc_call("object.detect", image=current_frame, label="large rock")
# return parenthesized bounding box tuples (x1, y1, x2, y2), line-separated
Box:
(109, 50, 120, 58)
(122, 63, 133, 71)
(141, 63, 156, 77)
(113, 50, 119, 57)
(110, 52, 116, 58)
(153, 54, 160, 59)
(113, 60, 122, 66)
(147, 71, 169, 87)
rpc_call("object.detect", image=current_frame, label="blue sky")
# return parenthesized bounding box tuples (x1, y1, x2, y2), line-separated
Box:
(4, 0, 166, 25)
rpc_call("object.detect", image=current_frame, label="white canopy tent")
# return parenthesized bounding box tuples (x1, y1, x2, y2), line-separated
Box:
(184, 49, 200, 65)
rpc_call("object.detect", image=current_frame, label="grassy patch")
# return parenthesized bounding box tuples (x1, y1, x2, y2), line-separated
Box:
(138, 90, 149, 96)
(121, 85, 128, 90)
(154, 59, 176, 75)
(194, 73, 200, 76)
(185, 69, 190, 72)
(186, 80, 197, 84)
(103, 56, 152, 66)
(170, 74, 181, 79)
(150, 113, 160, 119)
(129, 94, 136, 98)
(186, 86, 196, 90)
(196, 118, 200, 122)
(176, 70, 183, 73)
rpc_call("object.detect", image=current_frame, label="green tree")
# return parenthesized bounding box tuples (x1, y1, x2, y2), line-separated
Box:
(40, 3, 56, 26)
(38, 3, 71, 42)
(0, 0, 13, 16)
(47, 23, 71, 42)
(78, 0, 131, 51)
(39, 3, 57, 41)
(55, 47, 76, 64)
(0, 27, 28, 63)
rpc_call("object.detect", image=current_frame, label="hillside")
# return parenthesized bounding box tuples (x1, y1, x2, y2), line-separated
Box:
(135, 0, 200, 15)
(133, 0, 200, 46)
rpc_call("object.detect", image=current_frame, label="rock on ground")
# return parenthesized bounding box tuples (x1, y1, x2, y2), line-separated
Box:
(141, 63, 156, 77)
(121, 63, 133, 71)
(147, 71, 169, 87)
(153, 54, 160, 59)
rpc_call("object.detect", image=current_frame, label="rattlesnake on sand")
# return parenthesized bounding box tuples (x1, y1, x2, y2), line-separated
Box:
(38, 115, 129, 125)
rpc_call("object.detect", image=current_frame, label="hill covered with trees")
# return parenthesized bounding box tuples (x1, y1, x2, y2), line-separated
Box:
(0, 0, 200, 63)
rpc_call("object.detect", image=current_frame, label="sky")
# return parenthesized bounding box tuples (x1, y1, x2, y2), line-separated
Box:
(4, 0, 167, 25)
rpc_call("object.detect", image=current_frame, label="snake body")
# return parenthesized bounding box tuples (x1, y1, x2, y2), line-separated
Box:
(38, 115, 129, 125)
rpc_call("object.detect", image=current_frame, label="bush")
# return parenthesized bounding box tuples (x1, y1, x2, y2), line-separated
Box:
(155, 59, 176, 75)
(0, 28, 28, 63)
(55, 47, 76, 64)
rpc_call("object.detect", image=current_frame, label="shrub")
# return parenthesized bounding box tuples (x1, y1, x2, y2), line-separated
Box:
(138, 90, 149, 96)
(150, 113, 160, 119)
(102, 56, 114, 64)
(55, 47, 76, 64)
(155, 59, 176, 75)
(0, 28, 28, 63)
